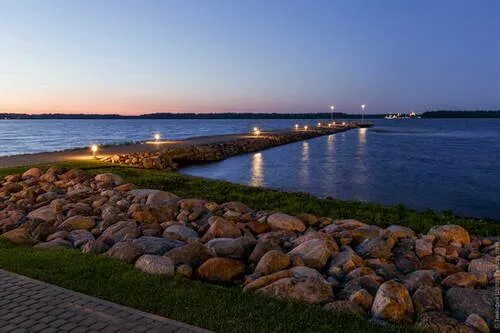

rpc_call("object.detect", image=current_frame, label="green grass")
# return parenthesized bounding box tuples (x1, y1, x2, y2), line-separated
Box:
(1, 160, 497, 236)
(0, 240, 416, 333)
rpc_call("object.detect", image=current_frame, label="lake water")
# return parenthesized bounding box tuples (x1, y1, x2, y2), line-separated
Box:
(1, 118, 499, 219)
(183, 119, 500, 219)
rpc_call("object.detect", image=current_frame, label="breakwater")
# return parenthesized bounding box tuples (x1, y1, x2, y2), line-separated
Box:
(99, 124, 360, 170)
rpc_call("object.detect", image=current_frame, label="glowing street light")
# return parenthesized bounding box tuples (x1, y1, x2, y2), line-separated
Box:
(154, 133, 161, 142)
(317, 122, 322, 127)
(330, 105, 335, 122)
(361, 104, 366, 123)
(253, 127, 261, 136)
(294, 124, 299, 130)
(304, 125, 309, 131)
(90, 144, 98, 158)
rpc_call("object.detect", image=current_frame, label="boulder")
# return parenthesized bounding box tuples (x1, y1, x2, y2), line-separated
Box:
(165, 242, 213, 267)
(371, 280, 414, 324)
(205, 237, 252, 259)
(469, 256, 496, 281)
(248, 240, 281, 262)
(256, 266, 333, 304)
(82, 240, 110, 254)
(420, 255, 461, 276)
(196, 257, 246, 283)
(94, 173, 125, 186)
(465, 314, 490, 333)
(428, 224, 470, 245)
(266, 213, 305, 232)
(243, 270, 292, 291)
(200, 217, 241, 242)
(387, 225, 416, 239)
(412, 286, 443, 313)
(349, 288, 374, 311)
(336, 275, 381, 300)
(34, 238, 72, 249)
(106, 241, 144, 264)
(27, 205, 56, 222)
(61, 215, 96, 230)
(355, 235, 395, 259)
(288, 238, 338, 269)
(442, 272, 480, 288)
(22, 168, 42, 179)
(254, 250, 290, 275)
(98, 220, 140, 244)
(445, 287, 494, 325)
(328, 246, 365, 274)
(162, 225, 199, 241)
(416, 312, 475, 333)
(146, 191, 180, 207)
(133, 236, 184, 255)
(220, 201, 252, 214)
(68, 230, 95, 248)
(401, 270, 438, 294)
(0, 228, 37, 245)
(134, 255, 175, 276)
(415, 239, 433, 258)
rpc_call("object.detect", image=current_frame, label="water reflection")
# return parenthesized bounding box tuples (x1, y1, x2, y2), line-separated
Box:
(358, 128, 367, 144)
(250, 152, 264, 187)
(299, 142, 310, 186)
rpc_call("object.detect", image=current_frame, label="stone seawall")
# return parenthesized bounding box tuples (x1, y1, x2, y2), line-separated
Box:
(98, 125, 358, 170)
(0, 167, 496, 332)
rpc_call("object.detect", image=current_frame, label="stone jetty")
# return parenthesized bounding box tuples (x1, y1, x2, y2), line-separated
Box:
(0, 167, 497, 332)
(98, 125, 358, 170)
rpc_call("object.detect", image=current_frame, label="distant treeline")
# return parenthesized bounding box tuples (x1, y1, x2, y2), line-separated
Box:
(422, 111, 500, 118)
(0, 112, 384, 120)
(1, 110, 499, 120)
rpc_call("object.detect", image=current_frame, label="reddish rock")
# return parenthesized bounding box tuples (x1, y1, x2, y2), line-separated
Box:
(200, 216, 241, 242)
(255, 250, 290, 275)
(196, 257, 246, 283)
(371, 280, 414, 324)
(266, 213, 306, 232)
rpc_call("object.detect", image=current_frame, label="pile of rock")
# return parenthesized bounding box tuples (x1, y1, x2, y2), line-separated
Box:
(99, 128, 353, 170)
(0, 168, 497, 333)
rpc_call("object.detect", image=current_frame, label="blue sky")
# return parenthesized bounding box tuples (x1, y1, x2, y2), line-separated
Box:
(1, 0, 499, 114)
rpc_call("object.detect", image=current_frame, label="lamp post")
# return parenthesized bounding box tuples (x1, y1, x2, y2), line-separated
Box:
(91, 144, 98, 159)
(154, 133, 161, 142)
(330, 105, 335, 123)
(361, 104, 366, 124)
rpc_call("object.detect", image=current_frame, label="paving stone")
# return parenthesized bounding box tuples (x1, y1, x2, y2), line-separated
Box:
(0, 269, 212, 333)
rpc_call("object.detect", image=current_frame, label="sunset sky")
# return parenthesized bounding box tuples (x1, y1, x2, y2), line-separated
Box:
(1, 0, 499, 115)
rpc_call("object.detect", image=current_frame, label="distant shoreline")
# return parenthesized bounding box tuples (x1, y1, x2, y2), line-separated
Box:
(1, 110, 499, 120)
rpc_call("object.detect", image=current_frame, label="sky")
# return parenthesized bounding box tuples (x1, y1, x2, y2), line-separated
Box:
(1, 0, 499, 115)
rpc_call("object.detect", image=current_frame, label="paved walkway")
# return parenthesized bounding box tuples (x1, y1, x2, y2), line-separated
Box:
(0, 270, 212, 333)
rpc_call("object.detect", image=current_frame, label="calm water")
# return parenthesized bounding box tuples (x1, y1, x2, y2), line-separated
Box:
(1, 118, 499, 219)
(182, 119, 500, 219)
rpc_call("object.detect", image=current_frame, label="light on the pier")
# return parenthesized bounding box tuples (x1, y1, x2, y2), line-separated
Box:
(317, 122, 321, 127)
(90, 144, 98, 158)
(330, 105, 335, 111)
(342, 122, 346, 125)
(304, 125, 308, 130)
(294, 124, 299, 130)
(253, 127, 261, 136)
(361, 104, 366, 110)
(154, 133, 161, 142)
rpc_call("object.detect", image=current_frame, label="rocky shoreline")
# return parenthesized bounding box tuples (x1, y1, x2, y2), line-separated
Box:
(0, 167, 497, 332)
(98, 126, 357, 170)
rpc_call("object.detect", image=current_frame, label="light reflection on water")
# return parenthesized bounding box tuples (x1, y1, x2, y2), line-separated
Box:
(299, 142, 310, 186)
(250, 153, 264, 187)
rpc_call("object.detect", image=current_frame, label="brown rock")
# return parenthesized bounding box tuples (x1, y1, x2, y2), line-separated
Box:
(442, 272, 480, 288)
(61, 215, 96, 230)
(22, 168, 42, 179)
(165, 242, 213, 267)
(412, 286, 443, 313)
(371, 280, 414, 324)
(105, 240, 144, 264)
(349, 288, 373, 311)
(27, 205, 56, 222)
(428, 224, 470, 246)
(201, 216, 241, 242)
(134, 255, 175, 276)
(266, 213, 306, 232)
(0, 227, 36, 245)
(196, 257, 245, 283)
(415, 239, 433, 258)
(420, 255, 462, 276)
(243, 270, 292, 291)
(255, 250, 290, 275)
(465, 314, 490, 333)
(288, 238, 338, 269)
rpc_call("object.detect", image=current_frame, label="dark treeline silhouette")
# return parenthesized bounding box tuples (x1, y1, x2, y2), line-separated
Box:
(1, 111, 499, 120)
(422, 111, 500, 118)
(0, 112, 384, 120)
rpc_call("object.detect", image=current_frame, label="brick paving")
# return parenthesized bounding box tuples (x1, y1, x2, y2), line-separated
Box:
(0, 270, 213, 333)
